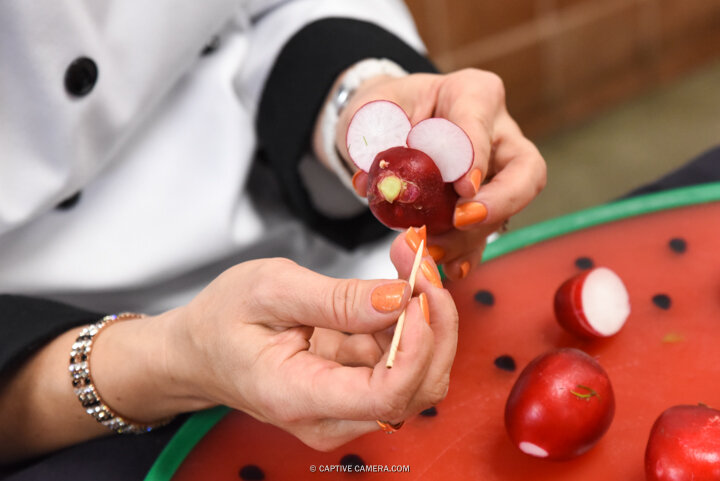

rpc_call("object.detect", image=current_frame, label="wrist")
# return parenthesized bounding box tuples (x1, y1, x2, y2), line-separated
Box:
(90, 309, 215, 424)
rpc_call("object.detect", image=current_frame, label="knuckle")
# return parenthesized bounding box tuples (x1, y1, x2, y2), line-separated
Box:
(521, 140, 548, 193)
(328, 278, 361, 331)
(277, 411, 301, 425)
(483, 71, 506, 99)
(354, 341, 382, 366)
(374, 390, 411, 421)
(303, 434, 340, 452)
(267, 402, 300, 425)
(267, 257, 297, 272)
(536, 156, 548, 192)
(426, 377, 451, 406)
(297, 422, 348, 452)
(249, 258, 297, 301)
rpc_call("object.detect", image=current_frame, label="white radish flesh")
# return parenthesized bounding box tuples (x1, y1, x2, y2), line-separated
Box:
(346, 100, 411, 172)
(581, 267, 631, 336)
(406, 118, 474, 182)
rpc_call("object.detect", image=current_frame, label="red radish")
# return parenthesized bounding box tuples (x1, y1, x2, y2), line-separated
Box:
(346, 100, 411, 172)
(366, 147, 457, 234)
(346, 101, 474, 231)
(505, 348, 615, 461)
(645, 404, 720, 481)
(406, 118, 474, 182)
(554, 267, 630, 339)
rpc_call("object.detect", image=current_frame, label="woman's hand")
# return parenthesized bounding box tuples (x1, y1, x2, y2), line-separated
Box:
(159, 229, 458, 451)
(324, 68, 547, 281)
(0, 230, 456, 461)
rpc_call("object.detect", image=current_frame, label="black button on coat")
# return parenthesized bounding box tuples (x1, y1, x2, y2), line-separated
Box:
(64, 57, 98, 97)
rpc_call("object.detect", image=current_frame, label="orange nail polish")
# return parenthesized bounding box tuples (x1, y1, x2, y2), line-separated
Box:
(405, 225, 427, 253)
(459, 261, 471, 279)
(470, 169, 482, 194)
(371, 282, 407, 313)
(419, 293, 430, 325)
(421, 260, 443, 288)
(454, 202, 488, 228)
(427, 245, 445, 263)
(352, 171, 363, 193)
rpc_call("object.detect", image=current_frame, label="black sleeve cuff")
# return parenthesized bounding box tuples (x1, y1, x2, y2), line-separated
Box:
(256, 18, 438, 250)
(0, 295, 101, 378)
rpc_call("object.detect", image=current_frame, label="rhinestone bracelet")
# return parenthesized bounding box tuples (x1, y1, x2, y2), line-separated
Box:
(69, 313, 173, 434)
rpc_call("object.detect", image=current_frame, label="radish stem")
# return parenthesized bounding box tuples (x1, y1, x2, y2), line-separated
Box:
(571, 384, 600, 401)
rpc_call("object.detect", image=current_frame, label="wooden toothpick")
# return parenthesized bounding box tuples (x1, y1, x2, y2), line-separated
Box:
(386, 239, 425, 368)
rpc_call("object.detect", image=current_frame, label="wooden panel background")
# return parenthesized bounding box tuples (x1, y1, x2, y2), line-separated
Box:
(405, 0, 720, 138)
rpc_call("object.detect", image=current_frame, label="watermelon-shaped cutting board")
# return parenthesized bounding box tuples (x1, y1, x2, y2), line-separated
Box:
(146, 183, 720, 481)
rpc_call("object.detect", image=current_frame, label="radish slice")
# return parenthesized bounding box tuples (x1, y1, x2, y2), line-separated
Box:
(346, 100, 411, 172)
(406, 118, 474, 182)
(554, 267, 631, 339)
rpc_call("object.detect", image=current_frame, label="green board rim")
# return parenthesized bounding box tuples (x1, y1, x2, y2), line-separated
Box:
(144, 181, 720, 481)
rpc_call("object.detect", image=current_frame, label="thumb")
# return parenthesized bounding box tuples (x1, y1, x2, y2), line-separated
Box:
(255, 261, 410, 334)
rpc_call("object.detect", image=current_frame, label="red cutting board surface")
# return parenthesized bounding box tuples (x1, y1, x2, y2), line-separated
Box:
(165, 198, 720, 481)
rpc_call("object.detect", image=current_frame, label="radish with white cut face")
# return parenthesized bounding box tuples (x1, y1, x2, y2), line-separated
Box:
(346, 100, 411, 172)
(554, 267, 631, 339)
(406, 118, 474, 182)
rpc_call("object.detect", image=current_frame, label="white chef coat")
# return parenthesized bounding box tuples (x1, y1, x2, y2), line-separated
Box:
(0, 0, 427, 314)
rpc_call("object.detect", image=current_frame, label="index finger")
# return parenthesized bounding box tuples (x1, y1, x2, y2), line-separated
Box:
(438, 70, 507, 199)
(455, 113, 546, 228)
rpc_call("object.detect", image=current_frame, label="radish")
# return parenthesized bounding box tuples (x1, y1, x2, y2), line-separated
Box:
(346, 100, 411, 172)
(345, 101, 473, 232)
(504, 348, 615, 461)
(406, 118, 474, 182)
(554, 267, 631, 339)
(645, 404, 720, 481)
(367, 147, 457, 234)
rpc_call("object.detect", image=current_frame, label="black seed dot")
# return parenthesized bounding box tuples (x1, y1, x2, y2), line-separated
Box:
(474, 290, 495, 306)
(575, 257, 594, 270)
(652, 294, 672, 310)
(238, 465, 264, 480)
(669, 238, 687, 254)
(340, 454, 364, 470)
(494, 355, 516, 372)
(420, 407, 438, 417)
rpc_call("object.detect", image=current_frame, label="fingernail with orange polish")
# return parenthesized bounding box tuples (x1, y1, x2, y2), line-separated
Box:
(454, 202, 488, 228)
(421, 260, 443, 288)
(352, 170, 365, 195)
(459, 261, 471, 279)
(419, 293, 430, 325)
(427, 245, 445, 263)
(405, 225, 427, 253)
(470, 169, 482, 194)
(352, 170, 362, 188)
(371, 282, 407, 313)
